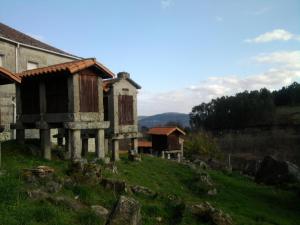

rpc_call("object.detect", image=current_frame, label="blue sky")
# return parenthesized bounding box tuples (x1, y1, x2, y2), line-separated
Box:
(1, 0, 300, 115)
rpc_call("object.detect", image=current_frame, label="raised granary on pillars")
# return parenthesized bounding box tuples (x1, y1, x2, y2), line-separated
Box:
(12, 58, 113, 160)
(148, 127, 185, 162)
(103, 72, 141, 161)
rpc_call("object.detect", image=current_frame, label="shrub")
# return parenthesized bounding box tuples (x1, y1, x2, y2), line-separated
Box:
(184, 132, 220, 159)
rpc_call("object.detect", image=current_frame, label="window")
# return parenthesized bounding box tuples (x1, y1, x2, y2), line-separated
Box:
(0, 55, 4, 67)
(27, 61, 38, 70)
(118, 95, 133, 125)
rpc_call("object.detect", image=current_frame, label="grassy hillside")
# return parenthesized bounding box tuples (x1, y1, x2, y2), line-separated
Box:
(0, 141, 299, 225)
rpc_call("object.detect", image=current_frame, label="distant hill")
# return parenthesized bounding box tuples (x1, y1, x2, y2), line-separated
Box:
(138, 112, 190, 128)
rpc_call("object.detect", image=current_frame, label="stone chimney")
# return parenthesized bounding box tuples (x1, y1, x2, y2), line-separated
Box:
(117, 72, 130, 79)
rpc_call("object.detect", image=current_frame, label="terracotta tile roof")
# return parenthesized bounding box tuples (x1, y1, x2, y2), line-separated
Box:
(18, 58, 115, 79)
(138, 140, 152, 148)
(103, 77, 141, 92)
(0, 66, 21, 84)
(148, 127, 186, 136)
(0, 22, 78, 58)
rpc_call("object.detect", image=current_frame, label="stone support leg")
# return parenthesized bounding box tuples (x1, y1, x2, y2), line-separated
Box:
(65, 129, 71, 159)
(70, 129, 82, 160)
(16, 129, 25, 144)
(112, 139, 119, 161)
(104, 138, 109, 155)
(95, 129, 105, 159)
(40, 129, 51, 160)
(131, 138, 138, 154)
(82, 138, 89, 157)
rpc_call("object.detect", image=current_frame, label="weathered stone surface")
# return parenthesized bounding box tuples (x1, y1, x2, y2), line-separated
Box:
(27, 189, 49, 200)
(23, 166, 63, 193)
(47, 195, 87, 212)
(23, 165, 57, 187)
(23, 165, 55, 181)
(106, 195, 141, 225)
(101, 178, 128, 193)
(67, 159, 102, 184)
(192, 171, 217, 196)
(193, 159, 209, 170)
(130, 185, 156, 197)
(45, 181, 63, 193)
(255, 156, 300, 185)
(91, 205, 109, 218)
(128, 152, 142, 162)
(103, 162, 118, 174)
(189, 201, 233, 225)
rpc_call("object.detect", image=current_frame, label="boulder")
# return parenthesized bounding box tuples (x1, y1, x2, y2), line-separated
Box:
(91, 205, 109, 218)
(23, 165, 55, 182)
(130, 185, 156, 197)
(128, 151, 142, 162)
(192, 171, 217, 196)
(47, 195, 87, 212)
(103, 162, 118, 174)
(106, 195, 141, 225)
(101, 178, 128, 193)
(27, 189, 49, 200)
(255, 156, 300, 185)
(189, 201, 232, 225)
(68, 160, 102, 184)
(45, 181, 63, 193)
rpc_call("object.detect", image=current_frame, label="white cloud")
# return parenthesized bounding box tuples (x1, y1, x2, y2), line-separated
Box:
(254, 51, 300, 69)
(138, 50, 300, 115)
(245, 29, 300, 43)
(161, 0, 173, 9)
(138, 69, 300, 115)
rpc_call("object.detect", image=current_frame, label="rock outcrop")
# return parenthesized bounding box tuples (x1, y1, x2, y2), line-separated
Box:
(189, 201, 233, 225)
(106, 195, 141, 225)
(255, 156, 300, 185)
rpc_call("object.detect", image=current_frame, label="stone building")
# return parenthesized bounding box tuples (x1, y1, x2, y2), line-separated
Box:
(0, 22, 80, 139)
(0, 22, 142, 162)
(103, 72, 141, 160)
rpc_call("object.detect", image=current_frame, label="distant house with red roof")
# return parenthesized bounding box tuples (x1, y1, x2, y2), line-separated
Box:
(147, 126, 185, 160)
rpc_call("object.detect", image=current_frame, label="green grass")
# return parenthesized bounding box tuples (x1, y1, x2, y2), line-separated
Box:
(0, 140, 299, 225)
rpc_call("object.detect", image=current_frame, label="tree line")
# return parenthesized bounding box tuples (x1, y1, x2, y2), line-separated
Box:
(190, 82, 300, 130)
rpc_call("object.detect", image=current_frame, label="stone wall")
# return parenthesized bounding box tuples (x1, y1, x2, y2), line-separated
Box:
(0, 39, 76, 140)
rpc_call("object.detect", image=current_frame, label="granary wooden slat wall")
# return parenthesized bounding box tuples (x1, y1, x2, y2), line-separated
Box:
(118, 95, 133, 125)
(79, 73, 99, 112)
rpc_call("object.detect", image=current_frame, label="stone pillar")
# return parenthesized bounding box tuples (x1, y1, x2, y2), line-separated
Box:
(16, 129, 25, 144)
(95, 129, 105, 159)
(70, 129, 82, 160)
(57, 129, 64, 146)
(82, 138, 89, 157)
(177, 152, 181, 163)
(40, 129, 51, 160)
(131, 138, 138, 154)
(162, 151, 165, 159)
(104, 138, 109, 155)
(65, 129, 71, 159)
(112, 139, 119, 161)
(167, 153, 171, 160)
